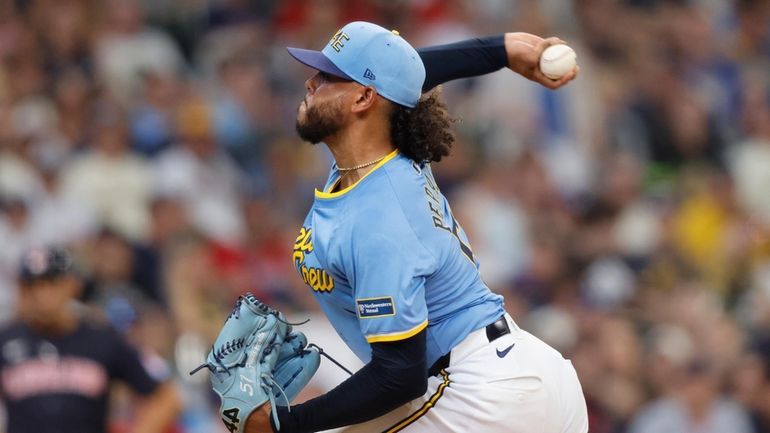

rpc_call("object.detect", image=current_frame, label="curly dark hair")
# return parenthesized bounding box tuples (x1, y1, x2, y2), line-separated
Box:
(390, 89, 456, 163)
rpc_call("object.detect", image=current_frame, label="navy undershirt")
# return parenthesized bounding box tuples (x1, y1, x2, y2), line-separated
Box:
(420, 35, 508, 91)
(273, 34, 508, 433)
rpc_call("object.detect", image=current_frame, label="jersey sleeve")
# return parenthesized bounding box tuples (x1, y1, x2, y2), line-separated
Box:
(344, 205, 436, 344)
(107, 328, 160, 396)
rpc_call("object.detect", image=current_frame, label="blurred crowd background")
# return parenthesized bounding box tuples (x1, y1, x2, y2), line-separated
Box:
(1, 0, 769, 432)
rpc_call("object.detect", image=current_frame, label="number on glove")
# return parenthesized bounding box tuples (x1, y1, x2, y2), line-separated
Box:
(240, 374, 255, 396)
(222, 407, 240, 433)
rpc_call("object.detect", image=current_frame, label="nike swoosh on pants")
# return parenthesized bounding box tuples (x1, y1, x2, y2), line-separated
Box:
(496, 343, 515, 358)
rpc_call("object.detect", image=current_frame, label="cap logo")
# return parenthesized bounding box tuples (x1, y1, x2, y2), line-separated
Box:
(26, 249, 48, 274)
(329, 30, 350, 52)
(363, 68, 376, 80)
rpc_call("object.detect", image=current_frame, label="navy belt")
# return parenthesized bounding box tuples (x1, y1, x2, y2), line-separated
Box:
(428, 315, 510, 377)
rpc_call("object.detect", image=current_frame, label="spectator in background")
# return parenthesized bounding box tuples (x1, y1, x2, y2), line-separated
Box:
(130, 71, 181, 157)
(93, 0, 184, 107)
(152, 98, 245, 245)
(629, 358, 755, 433)
(731, 349, 770, 432)
(0, 198, 33, 324)
(52, 66, 93, 152)
(729, 81, 770, 226)
(27, 158, 98, 248)
(147, 195, 194, 250)
(0, 246, 181, 433)
(452, 158, 530, 289)
(82, 228, 165, 322)
(60, 101, 152, 241)
(213, 56, 274, 178)
(33, 0, 93, 79)
(0, 105, 45, 203)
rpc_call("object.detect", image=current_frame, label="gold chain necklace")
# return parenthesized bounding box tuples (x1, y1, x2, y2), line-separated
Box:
(337, 154, 388, 171)
(332, 154, 389, 192)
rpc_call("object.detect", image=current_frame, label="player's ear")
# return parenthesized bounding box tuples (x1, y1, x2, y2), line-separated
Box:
(350, 86, 377, 114)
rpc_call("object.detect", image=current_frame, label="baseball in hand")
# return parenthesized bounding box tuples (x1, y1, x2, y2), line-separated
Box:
(539, 44, 577, 80)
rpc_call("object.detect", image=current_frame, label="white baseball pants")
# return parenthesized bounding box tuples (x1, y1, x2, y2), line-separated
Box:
(338, 314, 588, 433)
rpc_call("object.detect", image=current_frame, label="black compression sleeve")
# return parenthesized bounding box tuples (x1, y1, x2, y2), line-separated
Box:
(273, 330, 428, 433)
(418, 34, 508, 92)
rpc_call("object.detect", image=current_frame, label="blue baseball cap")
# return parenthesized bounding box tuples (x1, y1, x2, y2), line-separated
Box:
(287, 21, 426, 108)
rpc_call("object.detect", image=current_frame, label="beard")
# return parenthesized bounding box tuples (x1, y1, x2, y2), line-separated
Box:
(295, 97, 345, 144)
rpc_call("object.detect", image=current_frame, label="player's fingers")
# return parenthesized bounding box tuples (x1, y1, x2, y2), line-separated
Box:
(532, 69, 561, 89)
(509, 32, 544, 47)
(533, 37, 567, 58)
(533, 65, 578, 89)
(569, 65, 580, 80)
(554, 65, 579, 86)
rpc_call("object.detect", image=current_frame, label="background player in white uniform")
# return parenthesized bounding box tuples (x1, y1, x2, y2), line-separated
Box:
(245, 21, 586, 433)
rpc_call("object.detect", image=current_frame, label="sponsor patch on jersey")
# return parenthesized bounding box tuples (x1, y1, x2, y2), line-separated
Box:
(356, 297, 396, 319)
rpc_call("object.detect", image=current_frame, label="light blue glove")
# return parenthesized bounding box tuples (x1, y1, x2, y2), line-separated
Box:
(190, 294, 291, 433)
(272, 332, 321, 405)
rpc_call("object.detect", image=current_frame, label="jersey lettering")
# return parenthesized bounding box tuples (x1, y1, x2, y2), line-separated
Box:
(451, 216, 475, 263)
(293, 227, 335, 293)
(424, 172, 452, 232)
(1, 356, 108, 399)
(423, 170, 475, 263)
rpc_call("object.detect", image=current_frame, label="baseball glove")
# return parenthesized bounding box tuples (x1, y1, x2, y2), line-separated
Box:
(273, 331, 320, 404)
(190, 293, 320, 433)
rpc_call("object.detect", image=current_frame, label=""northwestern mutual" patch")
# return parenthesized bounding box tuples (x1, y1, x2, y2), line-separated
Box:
(356, 297, 396, 319)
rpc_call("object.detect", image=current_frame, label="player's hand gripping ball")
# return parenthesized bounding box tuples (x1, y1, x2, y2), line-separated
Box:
(539, 44, 577, 80)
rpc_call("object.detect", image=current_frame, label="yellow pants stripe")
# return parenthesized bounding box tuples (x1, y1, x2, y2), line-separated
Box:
(382, 369, 451, 433)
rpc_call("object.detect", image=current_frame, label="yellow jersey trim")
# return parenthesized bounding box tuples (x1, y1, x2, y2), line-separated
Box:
(314, 149, 399, 199)
(383, 369, 451, 432)
(364, 320, 428, 343)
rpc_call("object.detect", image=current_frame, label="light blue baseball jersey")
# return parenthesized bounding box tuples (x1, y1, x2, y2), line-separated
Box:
(292, 149, 504, 368)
